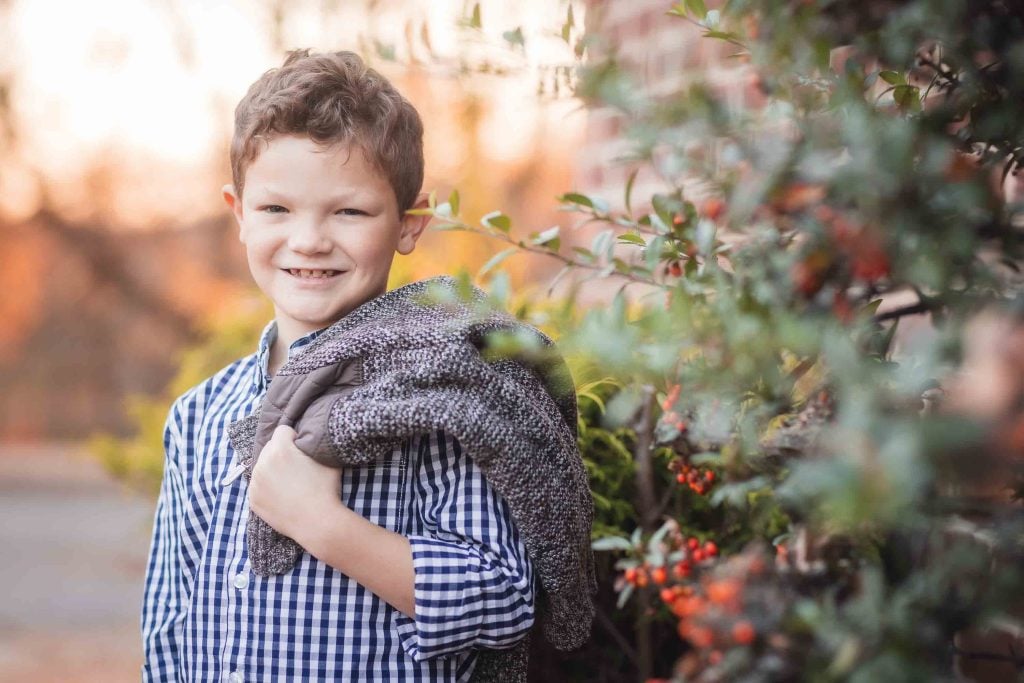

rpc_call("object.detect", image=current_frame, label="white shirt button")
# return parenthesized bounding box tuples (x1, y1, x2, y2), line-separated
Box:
(227, 672, 243, 683)
(232, 572, 249, 589)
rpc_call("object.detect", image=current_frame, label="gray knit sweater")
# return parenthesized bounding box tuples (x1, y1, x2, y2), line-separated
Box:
(226, 275, 596, 680)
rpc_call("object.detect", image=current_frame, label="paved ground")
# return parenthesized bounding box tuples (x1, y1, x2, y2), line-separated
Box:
(0, 442, 155, 682)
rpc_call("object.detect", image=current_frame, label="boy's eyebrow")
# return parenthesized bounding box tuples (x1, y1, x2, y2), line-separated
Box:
(250, 187, 371, 204)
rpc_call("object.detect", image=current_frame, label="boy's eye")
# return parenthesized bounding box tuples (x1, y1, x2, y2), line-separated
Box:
(261, 205, 288, 214)
(336, 208, 367, 216)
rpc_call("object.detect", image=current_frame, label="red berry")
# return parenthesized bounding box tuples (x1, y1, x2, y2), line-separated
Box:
(652, 567, 668, 585)
(676, 473, 687, 484)
(635, 568, 649, 588)
(687, 537, 700, 551)
(732, 620, 756, 645)
(668, 261, 682, 277)
(704, 470, 715, 483)
(704, 541, 718, 557)
(625, 567, 638, 584)
(660, 588, 676, 603)
(701, 197, 726, 221)
(693, 549, 706, 562)
(672, 560, 692, 579)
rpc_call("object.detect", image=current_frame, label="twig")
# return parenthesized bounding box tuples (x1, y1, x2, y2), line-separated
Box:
(874, 300, 933, 322)
(593, 607, 640, 668)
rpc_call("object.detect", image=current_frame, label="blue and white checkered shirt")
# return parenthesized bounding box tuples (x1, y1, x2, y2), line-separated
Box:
(141, 320, 535, 682)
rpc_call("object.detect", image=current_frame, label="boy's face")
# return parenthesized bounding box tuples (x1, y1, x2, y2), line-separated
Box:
(223, 134, 428, 341)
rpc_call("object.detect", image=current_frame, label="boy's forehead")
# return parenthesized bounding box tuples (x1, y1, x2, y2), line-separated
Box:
(240, 135, 399, 206)
(244, 136, 390, 193)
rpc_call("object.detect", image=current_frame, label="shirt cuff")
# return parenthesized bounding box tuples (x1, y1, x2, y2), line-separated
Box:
(394, 534, 534, 661)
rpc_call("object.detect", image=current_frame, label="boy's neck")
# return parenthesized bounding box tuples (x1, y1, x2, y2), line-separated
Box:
(268, 319, 324, 378)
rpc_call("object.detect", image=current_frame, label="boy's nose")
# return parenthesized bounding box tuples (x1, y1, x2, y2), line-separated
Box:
(287, 220, 333, 254)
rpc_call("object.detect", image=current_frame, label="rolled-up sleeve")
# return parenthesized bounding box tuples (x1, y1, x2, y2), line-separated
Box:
(394, 429, 535, 661)
(140, 398, 190, 682)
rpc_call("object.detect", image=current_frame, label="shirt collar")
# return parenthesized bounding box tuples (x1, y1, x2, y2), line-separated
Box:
(253, 319, 328, 394)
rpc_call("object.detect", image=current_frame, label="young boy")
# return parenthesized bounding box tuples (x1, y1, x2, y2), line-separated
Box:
(140, 49, 593, 682)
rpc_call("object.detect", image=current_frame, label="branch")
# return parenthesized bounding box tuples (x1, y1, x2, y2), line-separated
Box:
(632, 385, 660, 533)
(448, 220, 672, 288)
(593, 606, 640, 668)
(873, 300, 933, 322)
(952, 645, 1024, 670)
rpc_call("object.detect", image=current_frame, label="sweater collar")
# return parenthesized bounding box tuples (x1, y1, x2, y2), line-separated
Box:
(253, 320, 327, 394)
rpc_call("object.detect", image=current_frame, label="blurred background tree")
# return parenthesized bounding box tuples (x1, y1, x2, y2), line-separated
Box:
(0, 0, 583, 442)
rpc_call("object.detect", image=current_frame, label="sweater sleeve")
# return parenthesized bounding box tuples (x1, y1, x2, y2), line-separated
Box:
(140, 397, 191, 682)
(394, 429, 535, 661)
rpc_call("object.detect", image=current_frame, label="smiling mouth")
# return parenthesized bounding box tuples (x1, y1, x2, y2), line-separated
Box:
(283, 268, 344, 279)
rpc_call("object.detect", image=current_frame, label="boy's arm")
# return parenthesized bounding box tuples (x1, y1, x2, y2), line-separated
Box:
(279, 429, 535, 661)
(140, 399, 191, 682)
(392, 429, 536, 660)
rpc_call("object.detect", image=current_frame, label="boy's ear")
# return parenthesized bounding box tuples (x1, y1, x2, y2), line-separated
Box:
(396, 192, 432, 256)
(222, 184, 245, 240)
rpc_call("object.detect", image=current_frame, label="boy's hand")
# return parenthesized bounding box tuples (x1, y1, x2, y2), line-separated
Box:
(248, 425, 343, 543)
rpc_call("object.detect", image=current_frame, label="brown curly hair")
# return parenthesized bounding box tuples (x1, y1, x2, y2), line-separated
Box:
(230, 49, 424, 213)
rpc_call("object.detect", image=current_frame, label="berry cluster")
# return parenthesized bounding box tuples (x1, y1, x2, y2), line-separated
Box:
(674, 462, 715, 495)
(790, 205, 892, 300)
(661, 546, 785, 678)
(622, 535, 720, 589)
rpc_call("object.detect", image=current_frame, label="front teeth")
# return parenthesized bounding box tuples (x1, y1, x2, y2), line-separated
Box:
(289, 269, 337, 278)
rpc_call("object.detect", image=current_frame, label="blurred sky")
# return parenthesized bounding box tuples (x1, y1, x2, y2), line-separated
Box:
(1, 0, 585, 227)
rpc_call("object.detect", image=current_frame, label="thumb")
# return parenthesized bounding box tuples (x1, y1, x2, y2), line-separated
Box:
(272, 424, 297, 443)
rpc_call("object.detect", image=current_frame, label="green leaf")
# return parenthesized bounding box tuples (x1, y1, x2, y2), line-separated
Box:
(469, 2, 481, 29)
(591, 228, 615, 260)
(624, 168, 638, 215)
(428, 189, 436, 209)
(652, 193, 682, 229)
(703, 30, 739, 42)
(695, 218, 716, 255)
(572, 246, 596, 263)
(686, 0, 707, 17)
(592, 536, 633, 552)
(617, 232, 646, 246)
(546, 264, 572, 297)
(702, 9, 721, 29)
(648, 212, 670, 235)
(617, 583, 634, 609)
(448, 189, 460, 216)
(560, 192, 594, 208)
(478, 248, 516, 278)
(879, 70, 904, 85)
(893, 85, 920, 111)
(646, 235, 666, 271)
(502, 27, 524, 48)
(532, 225, 561, 250)
(481, 210, 511, 232)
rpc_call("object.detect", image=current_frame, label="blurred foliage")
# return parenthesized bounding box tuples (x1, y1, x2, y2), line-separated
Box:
(418, 1, 1024, 681)
(88, 297, 272, 495)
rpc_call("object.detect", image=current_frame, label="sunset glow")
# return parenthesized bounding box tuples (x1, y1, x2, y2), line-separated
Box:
(4, 0, 584, 225)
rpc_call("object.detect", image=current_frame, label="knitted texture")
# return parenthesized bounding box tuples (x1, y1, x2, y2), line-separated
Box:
(226, 275, 596, 678)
